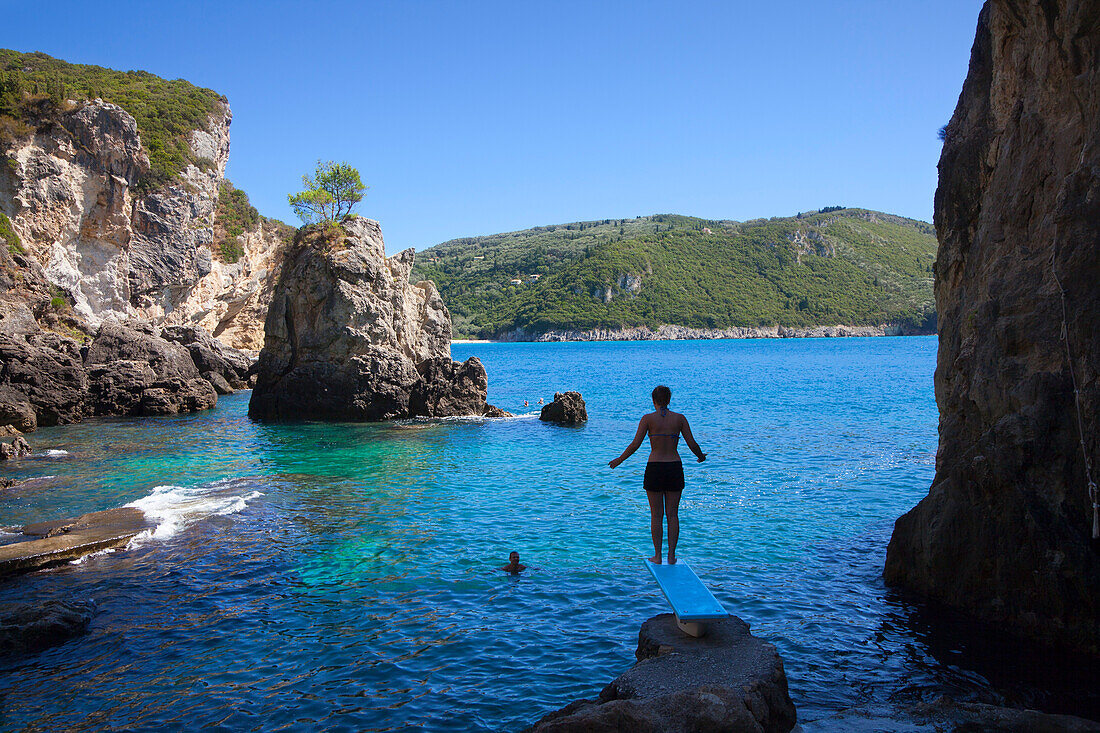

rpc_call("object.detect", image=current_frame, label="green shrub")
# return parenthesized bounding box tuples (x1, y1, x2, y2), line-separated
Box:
(219, 237, 244, 264)
(212, 181, 262, 263)
(0, 212, 22, 255)
(215, 181, 259, 238)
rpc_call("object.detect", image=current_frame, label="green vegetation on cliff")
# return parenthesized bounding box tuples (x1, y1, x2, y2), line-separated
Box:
(214, 182, 259, 263)
(0, 49, 225, 189)
(412, 209, 937, 339)
(213, 181, 295, 263)
(0, 212, 22, 255)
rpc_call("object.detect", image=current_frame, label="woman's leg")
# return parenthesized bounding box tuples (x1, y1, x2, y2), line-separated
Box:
(646, 491, 664, 564)
(665, 490, 682, 564)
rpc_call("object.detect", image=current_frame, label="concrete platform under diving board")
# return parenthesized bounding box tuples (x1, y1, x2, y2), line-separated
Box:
(645, 559, 729, 637)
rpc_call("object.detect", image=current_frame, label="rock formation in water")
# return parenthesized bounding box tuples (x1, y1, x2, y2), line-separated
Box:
(885, 0, 1100, 656)
(525, 614, 796, 732)
(84, 322, 217, 416)
(539, 391, 588, 425)
(249, 218, 499, 421)
(0, 435, 30, 460)
(0, 313, 256, 428)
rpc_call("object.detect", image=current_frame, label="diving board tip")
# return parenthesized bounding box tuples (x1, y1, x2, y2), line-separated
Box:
(645, 559, 728, 637)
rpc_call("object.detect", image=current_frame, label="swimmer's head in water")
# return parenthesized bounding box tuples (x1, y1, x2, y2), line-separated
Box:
(509, 551, 520, 563)
(652, 385, 671, 408)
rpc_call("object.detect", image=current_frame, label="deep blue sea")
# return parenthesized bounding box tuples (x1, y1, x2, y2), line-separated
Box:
(0, 337, 1089, 731)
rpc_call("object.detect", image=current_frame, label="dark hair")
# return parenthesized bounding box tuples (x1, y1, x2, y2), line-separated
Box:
(652, 385, 671, 407)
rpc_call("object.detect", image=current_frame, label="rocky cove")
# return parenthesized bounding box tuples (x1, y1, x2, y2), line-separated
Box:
(2, 1, 1100, 729)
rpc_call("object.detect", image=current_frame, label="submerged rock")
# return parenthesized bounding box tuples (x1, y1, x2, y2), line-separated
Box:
(249, 218, 494, 421)
(525, 614, 796, 732)
(911, 697, 1100, 733)
(539, 391, 587, 425)
(885, 0, 1100, 655)
(0, 600, 95, 655)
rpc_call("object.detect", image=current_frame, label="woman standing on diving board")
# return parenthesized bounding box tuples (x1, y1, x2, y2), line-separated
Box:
(609, 385, 707, 565)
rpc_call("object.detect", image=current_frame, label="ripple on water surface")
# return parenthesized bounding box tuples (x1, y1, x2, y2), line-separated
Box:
(1, 337, 1093, 730)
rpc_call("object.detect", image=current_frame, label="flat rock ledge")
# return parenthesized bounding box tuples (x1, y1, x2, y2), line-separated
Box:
(525, 613, 796, 733)
(0, 507, 150, 579)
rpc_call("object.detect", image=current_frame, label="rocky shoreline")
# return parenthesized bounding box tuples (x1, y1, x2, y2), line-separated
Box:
(525, 613, 796, 732)
(494, 323, 933, 342)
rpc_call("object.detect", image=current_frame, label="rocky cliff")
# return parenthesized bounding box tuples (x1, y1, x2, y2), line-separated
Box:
(0, 89, 287, 352)
(885, 0, 1100, 655)
(0, 98, 229, 324)
(0, 98, 260, 429)
(169, 217, 291, 352)
(249, 218, 497, 421)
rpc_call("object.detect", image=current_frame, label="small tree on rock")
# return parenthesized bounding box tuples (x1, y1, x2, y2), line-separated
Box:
(288, 160, 367, 225)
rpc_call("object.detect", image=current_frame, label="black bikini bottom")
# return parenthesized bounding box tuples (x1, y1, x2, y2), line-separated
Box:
(644, 461, 684, 493)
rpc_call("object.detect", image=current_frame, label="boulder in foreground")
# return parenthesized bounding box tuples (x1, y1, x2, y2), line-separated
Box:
(539, 391, 587, 425)
(525, 613, 796, 732)
(0, 435, 31, 460)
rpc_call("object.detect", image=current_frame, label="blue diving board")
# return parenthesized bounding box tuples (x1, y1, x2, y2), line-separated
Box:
(645, 559, 728, 636)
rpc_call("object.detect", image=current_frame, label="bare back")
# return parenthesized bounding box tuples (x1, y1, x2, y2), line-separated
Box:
(646, 409, 684, 462)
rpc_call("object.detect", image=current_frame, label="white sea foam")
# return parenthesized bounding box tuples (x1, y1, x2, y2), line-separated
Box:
(125, 480, 262, 543)
(69, 547, 116, 564)
(43, 449, 70, 457)
(429, 412, 540, 424)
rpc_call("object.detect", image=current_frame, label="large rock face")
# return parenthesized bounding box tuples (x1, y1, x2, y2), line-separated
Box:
(0, 96, 287, 353)
(0, 99, 231, 325)
(885, 0, 1100, 655)
(249, 218, 491, 421)
(167, 221, 291, 351)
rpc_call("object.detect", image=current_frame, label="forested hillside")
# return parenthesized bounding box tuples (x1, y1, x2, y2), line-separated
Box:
(412, 209, 937, 339)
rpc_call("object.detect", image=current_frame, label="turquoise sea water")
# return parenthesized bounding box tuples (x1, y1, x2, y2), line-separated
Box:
(0, 337, 1088, 730)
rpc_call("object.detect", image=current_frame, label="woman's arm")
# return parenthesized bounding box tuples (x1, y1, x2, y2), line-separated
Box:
(681, 415, 707, 462)
(609, 416, 648, 468)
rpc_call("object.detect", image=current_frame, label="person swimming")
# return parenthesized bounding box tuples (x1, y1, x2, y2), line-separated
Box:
(608, 385, 706, 565)
(502, 551, 526, 574)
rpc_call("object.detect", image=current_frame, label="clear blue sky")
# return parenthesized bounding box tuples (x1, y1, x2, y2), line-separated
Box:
(7, 1, 985, 253)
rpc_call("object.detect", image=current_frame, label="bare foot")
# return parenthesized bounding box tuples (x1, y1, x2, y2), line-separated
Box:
(648, 555, 662, 564)
(668, 553, 676, 565)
